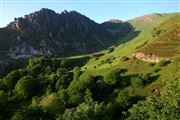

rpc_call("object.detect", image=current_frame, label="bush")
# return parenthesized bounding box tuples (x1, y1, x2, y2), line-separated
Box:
(131, 76, 144, 87)
(158, 60, 170, 67)
(152, 27, 162, 37)
(120, 56, 129, 62)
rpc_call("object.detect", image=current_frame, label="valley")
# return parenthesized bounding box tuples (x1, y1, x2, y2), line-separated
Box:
(0, 8, 180, 120)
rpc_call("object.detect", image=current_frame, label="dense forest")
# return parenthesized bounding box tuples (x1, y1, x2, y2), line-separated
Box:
(0, 56, 180, 120)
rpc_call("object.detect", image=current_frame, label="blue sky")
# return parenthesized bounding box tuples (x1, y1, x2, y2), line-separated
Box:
(0, 0, 179, 28)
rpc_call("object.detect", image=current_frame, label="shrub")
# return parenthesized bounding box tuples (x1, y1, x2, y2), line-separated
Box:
(152, 27, 162, 37)
(149, 62, 155, 66)
(131, 76, 144, 87)
(158, 60, 170, 67)
(120, 56, 129, 62)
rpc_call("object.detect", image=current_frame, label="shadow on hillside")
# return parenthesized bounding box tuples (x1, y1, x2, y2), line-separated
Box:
(118, 30, 141, 45)
(122, 73, 160, 87)
(103, 21, 141, 46)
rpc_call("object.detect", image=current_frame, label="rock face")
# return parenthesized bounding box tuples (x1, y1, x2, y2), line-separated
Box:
(131, 52, 161, 63)
(1, 8, 131, 59)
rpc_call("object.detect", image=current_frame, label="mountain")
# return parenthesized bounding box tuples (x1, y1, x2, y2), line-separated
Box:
(0, 8, 131, 60)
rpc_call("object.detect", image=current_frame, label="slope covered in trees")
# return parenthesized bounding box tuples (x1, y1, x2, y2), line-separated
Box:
(0, 56, 180, 120)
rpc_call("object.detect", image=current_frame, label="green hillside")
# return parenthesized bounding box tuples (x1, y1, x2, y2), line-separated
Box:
(82, 13, 179, 70)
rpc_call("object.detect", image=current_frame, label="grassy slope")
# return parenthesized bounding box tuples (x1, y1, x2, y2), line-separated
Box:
(139, 14, 180, 57)
(76, 13, 180, 97)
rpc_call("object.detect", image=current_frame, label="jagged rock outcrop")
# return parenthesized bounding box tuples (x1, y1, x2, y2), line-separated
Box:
(131, 52, 162, 63)
(0, 8, 132, 59)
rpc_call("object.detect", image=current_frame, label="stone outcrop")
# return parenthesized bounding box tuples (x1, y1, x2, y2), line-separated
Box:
(131, 52, 161, 63)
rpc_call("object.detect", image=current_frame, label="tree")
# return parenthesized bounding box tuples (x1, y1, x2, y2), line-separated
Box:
(126, 78, 180, 120)
(73, 67, 81, 81)
(39, 93, 65, 114)
(3, 70, 24, 90)
(104, 69, 126, 87)
(11, 106, 54, 120)
(131, 76, 144, 87)
(15, 76, 39, 99)
(115, 90, 132, 110)
(0, 90, 8, 105)
(57, 99, 106, 120)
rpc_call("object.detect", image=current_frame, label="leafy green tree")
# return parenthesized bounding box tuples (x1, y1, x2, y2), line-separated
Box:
(68, 75, 94, 105)
(3, 70, 24, 90)
(15, 76, 39, 99)
(104, 69, 126, 87)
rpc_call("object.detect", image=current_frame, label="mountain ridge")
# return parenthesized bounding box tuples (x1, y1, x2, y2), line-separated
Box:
(0, 8, 132, 60)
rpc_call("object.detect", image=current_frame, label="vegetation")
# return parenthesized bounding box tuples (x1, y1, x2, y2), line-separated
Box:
(0, 54, 179, 119)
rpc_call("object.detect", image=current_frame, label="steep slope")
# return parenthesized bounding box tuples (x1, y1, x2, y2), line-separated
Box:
(82, 12, 179, 69)
(0, 8, 131, 59)
(132, 14, 180, 62)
